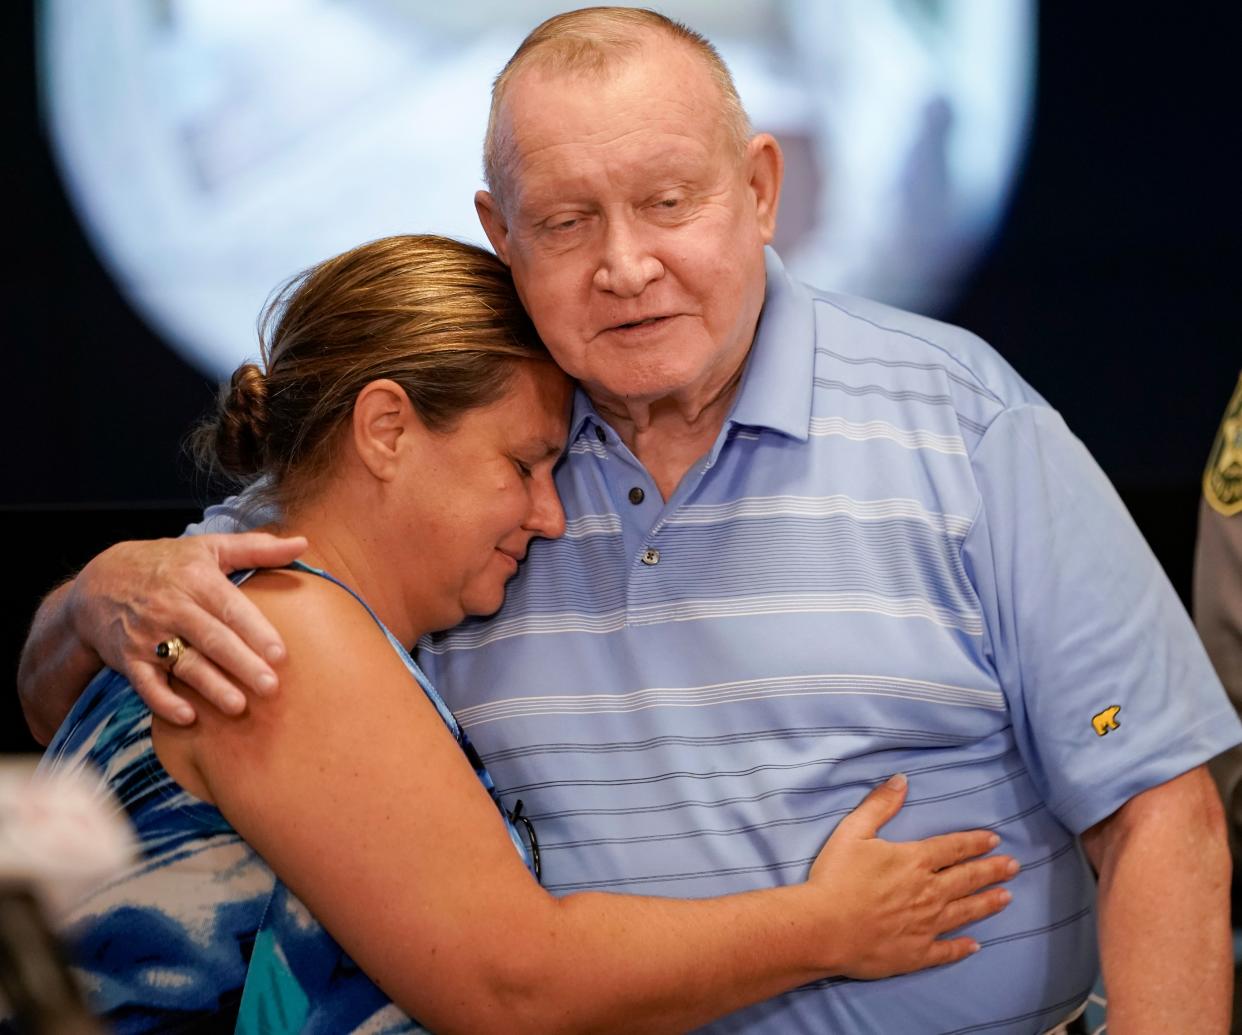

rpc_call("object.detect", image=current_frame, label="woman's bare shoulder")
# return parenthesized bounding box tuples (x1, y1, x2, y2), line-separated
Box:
(174, 566, 424, 778)
(153, 566, 399, 803)
(239, 567, 388, 659)
(246, 566, 422, 707)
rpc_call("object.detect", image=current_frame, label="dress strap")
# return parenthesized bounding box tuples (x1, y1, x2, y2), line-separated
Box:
(284, 560, 461, 736)
(276, 560, 539, 880)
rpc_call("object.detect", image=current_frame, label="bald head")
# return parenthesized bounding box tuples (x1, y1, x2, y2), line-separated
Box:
(483, 7, 752, 210)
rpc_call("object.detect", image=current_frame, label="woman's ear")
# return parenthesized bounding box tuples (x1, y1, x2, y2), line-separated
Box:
(351, 380, 421, 481)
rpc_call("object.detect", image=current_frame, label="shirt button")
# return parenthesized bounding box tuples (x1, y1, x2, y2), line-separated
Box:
(641, 548, 661, 566)
(628, 486, 645, 505)
(595, 426, 607, 444)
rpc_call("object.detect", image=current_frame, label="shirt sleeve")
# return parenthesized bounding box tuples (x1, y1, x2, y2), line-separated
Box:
(182, 485, 281, 537)
(962, 403, 1242, 834)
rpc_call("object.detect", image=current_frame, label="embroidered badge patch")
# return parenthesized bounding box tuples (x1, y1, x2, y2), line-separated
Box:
(1091, 705, 1121, 737)
(1205, 373, 1242, 516)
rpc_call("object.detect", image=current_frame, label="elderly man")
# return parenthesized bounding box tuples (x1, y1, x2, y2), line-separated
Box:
(19, 8, 1239, 1033)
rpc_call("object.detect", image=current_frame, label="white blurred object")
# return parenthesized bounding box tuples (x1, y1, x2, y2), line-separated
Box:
(0, 760, 136, 920)
(0, 761, 129, 1032)
(38, 0, 1035, 377)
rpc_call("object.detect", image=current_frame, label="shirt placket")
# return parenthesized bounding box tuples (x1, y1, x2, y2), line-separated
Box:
(586, 418, 718, 617)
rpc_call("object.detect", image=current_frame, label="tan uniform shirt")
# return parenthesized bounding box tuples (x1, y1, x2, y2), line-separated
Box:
(1196, 372, 1242, 856)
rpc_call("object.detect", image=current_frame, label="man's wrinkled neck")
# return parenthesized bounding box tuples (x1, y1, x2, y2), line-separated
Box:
(587, 345, 750, 499)
(597, 372, 735, 430)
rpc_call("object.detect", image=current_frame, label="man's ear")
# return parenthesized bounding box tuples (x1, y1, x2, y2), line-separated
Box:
(352, 379, 418, 481)
(475, 190, 512, 265)
(745, 133, 784, 244)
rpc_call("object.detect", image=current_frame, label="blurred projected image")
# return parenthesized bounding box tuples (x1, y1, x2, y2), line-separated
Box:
(39, 0, 1036, 378)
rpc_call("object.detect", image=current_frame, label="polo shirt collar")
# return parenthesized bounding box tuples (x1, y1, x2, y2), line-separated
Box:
(724, 247, 814, 442)
(569, 383, 601, 444)
(566, 246, 814, 445)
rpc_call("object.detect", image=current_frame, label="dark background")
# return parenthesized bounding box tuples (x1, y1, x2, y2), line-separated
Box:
(2, 4, 1237, 752)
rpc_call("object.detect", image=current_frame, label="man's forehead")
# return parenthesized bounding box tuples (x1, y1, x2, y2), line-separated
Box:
(487, 29, 745, 216)
(503, 65, 728, 168)
(500, 33, 719, 131)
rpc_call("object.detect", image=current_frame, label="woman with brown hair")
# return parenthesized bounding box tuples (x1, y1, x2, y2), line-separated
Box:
(37, 234, 1015, 1034)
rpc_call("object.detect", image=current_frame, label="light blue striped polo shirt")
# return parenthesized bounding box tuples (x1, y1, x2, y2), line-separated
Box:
(414, 249, 1241, 1033)
(195, 249, 1240, 1033)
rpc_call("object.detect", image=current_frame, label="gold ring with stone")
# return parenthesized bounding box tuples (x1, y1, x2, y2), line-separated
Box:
(155, 637, 188, 666)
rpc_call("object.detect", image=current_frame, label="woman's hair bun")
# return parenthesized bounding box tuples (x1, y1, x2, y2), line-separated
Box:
(190, 235, 548, 504)
(198, 363, 269, 479)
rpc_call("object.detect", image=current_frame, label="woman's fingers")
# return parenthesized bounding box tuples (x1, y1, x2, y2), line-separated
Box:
(917, 935, 982, 970)
(918, 828, 1004, 872)
(831, 773, 909, 840)
(934, 885, 1014, 936)
(833, 780, 1002, 876)
(804, 774, 1022, 980)
(934, 852, 1020, 900)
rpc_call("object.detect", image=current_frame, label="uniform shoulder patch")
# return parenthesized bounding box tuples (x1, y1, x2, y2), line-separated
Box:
(1205, 373, 1242, 517)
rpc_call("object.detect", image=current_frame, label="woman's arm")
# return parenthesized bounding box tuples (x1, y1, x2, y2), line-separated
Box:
(155, 569, 1014, 1035)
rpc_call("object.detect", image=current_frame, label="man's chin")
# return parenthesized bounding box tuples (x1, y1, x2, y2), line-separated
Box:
(581, 361, 728, 413)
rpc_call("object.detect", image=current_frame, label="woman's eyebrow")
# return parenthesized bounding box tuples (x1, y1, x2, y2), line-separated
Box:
(514, 438, 564, 459)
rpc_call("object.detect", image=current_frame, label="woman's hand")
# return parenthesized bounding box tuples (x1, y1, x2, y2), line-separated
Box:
(806, 773, 1017, 979)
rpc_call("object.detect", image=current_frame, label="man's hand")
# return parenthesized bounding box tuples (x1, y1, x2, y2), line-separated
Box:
(807, 773, 1017, 979)
(18, 533, 307, 742)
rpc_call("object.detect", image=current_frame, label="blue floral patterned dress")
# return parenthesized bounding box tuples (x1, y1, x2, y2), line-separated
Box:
(37, 562, 536, 1034)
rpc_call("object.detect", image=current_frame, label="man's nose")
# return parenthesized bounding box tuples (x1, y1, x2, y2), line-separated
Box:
(526, 471, 567, 541)
(592, 216, 663, 297)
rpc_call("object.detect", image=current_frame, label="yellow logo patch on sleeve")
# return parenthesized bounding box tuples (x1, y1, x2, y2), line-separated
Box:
(1091, 705, 1121, 736)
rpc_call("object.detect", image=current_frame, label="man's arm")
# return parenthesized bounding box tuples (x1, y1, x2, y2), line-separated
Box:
(17, 533, 307, 743)
(1080, 766, 1232, 1033)
(19, 580, 107, 745)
